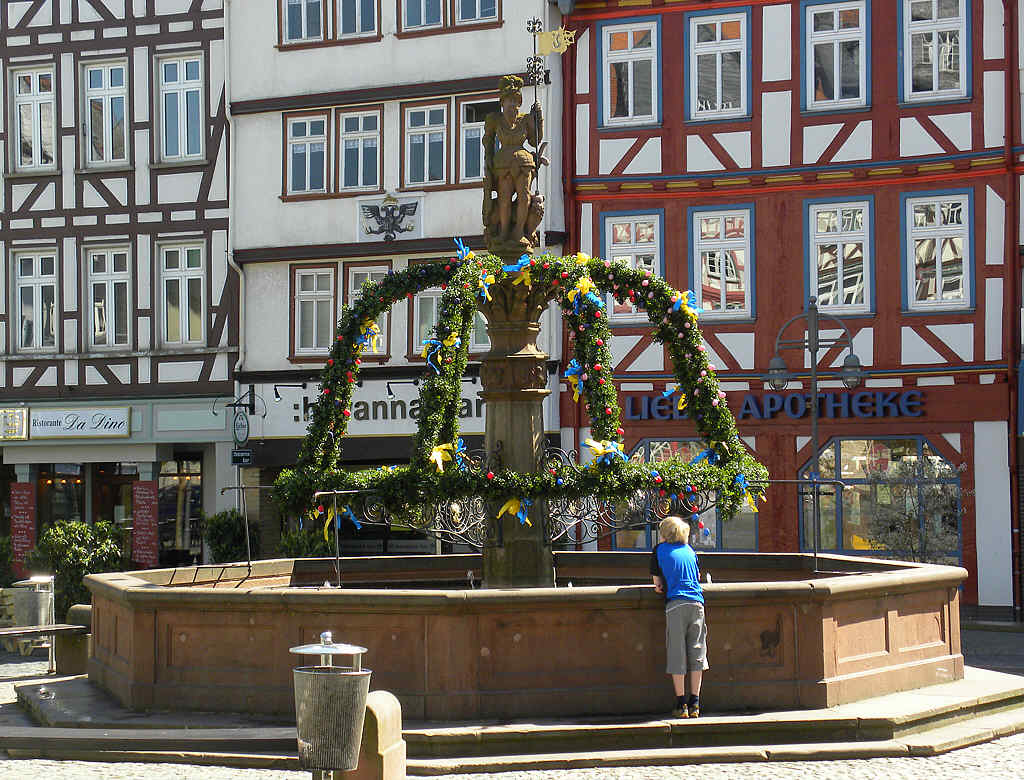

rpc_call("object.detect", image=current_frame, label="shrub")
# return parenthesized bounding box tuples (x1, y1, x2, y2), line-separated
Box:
(203, 509, 260, 564)
(279, 524, 334, 559)
(24, 521, 127, 620)
(0, 535, 15, 588)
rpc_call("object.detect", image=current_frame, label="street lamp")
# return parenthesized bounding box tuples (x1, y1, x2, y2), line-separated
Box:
(767, 296, 863, 571)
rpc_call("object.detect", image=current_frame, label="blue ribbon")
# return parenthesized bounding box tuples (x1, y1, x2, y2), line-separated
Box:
(573, 290, 606, 315)
(691, 448, 720, 466)
(672, 290, 703, 315)
(516, 498, 533, 526)
(422, 338, 444, 374)
(454, 237, 473, 261)
(454, 438, 467, 470)
(502, 254, 532, 273)
(564, 359, 584, 401)
(339, 505, 361, 531)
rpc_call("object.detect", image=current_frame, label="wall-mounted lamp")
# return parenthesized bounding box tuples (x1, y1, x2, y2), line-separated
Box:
(273, 382, 307, 402)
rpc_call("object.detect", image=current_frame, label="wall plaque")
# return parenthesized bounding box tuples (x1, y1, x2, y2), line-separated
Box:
(30, 407, 131, 439)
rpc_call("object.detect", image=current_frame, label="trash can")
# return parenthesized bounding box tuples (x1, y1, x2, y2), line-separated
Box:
(291, 631, 371, 772)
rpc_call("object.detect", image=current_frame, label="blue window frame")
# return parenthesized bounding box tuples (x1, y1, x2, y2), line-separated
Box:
(798, 435, 962, 564)
(596, 16, 662, 128)
(600, 209, 665, 324)
(899, 188, 974, 312)
(803, 196, 875, 315)
(610, 438, 759, 551)
(898, 0, 971, 103)
(688, 204, 755, 320)
(800, 0, 870, 112)
(684, 7, 752, 121)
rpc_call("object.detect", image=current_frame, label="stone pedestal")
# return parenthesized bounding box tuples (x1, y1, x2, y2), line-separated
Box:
(478, 282, 554, 587)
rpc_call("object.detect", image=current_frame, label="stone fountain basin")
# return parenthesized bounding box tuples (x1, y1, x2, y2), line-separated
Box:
(85, 552, 965, 720)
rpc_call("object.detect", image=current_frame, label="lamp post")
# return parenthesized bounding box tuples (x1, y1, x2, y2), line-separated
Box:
(767, 297, 863, 572)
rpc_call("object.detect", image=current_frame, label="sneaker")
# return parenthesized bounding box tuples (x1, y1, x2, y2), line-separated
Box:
(687, 702, 700, 718)
(671, 706, 688, 719)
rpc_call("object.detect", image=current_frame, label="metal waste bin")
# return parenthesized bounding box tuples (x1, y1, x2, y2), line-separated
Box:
(291, 631, 371, 773)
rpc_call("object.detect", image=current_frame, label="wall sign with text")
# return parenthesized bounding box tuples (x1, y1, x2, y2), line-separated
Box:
(29, 407, 131, 439)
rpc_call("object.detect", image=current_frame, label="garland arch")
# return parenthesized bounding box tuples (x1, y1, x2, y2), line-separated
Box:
(276, 246, 768, 539)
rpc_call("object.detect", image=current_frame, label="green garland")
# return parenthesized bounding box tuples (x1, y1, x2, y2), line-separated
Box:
(276, 248, 768, 528)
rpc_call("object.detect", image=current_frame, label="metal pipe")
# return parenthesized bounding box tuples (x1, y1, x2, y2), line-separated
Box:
(808, 298, 820, 574)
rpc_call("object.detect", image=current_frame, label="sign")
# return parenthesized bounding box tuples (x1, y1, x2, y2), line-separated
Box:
(231, 448, 254, 466)
(131, 481, 160, 569)
(232, 411, 250, 445)
(0, 408, 28, 440)
(29, 407, 131, 439)
(9, 483, 36, 579)
(736, 390, 924, 421)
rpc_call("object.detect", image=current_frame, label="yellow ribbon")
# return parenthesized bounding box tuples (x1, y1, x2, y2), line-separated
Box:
(566, 375, 581, 402)
(360, 319, 381, 352)
(443, 332, 460, 347)
(497, 497, 531, 527)
(743, 491, 760, 513)
(429, 443, 453, 473)
(478, 272, 495, 301)
(510, 268, 532, 286)
(566, 275, 596, 306)
(322, 505, 336, 542)
(575, 251, 591, 265)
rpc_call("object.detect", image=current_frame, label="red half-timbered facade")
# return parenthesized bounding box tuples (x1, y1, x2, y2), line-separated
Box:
(561, 0, 1021, 618)
(0, 0, 237, 570)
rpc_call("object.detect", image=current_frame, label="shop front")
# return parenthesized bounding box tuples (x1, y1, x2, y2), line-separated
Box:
(1, 400, 235, 576)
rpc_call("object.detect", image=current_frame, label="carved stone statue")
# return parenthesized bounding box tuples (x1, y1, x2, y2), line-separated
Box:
(482, 75, 547, 260)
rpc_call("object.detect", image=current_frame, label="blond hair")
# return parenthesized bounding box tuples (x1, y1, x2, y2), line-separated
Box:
(659, 516, 690, 544)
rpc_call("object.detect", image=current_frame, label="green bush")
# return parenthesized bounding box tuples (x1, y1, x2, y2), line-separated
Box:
(279, 524, 334, 558)
(23, 521, 127, 620)
(203, 509, 260, 564)
(0, 535, 15, 588)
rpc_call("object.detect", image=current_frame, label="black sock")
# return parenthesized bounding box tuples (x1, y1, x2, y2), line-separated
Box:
(688, 694, 699, 707)
(676, 695, 687, 708)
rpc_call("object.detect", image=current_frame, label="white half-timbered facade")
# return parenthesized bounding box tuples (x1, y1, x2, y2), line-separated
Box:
(0, 0, 236, 567)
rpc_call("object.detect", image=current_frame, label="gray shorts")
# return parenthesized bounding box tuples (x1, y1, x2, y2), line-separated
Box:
(665, 600, 709, 674)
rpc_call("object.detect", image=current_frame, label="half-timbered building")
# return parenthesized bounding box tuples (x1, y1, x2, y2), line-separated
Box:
(560, 0, 1020, 618)
(0, 0, 236, 569)
(228, 0, 567, 553)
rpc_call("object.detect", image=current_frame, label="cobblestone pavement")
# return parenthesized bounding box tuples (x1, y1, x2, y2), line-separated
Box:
(962, 626, 1024, 675)
(0, 649, 47, 729)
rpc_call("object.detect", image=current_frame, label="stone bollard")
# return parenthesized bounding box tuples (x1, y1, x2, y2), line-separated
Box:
(55, 604, 91, 676)
(339, 690, 406, 780)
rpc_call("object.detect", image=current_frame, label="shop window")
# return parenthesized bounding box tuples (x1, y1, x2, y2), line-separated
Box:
(339, 110, 380, 191)
(610, 439, 758, 551)
(12, 67, 56, 172)
(903, 0, 968, 101)
(292, 265, 337, 355)
(15, 252, 58, 352)
(687, 10, 749, 120)
(600, 20, 659, 126)
(83, 62, 128, 166)
(159, 55, 203, 162)
(808, 199, 872, 314)
(691, 206, 753, 319)
(37, 465, 85, 535)
(347, 265, 389, 357)
(287, 114, 329, 194)
(602, 212, 663, 323)
(458, 98, 499, 182)
(799, 437, 961, 564)
(158, 458, 203, 566)
(804, 1, 867, 111)
(160, 244, 205, 345)
(902, 191, 971, 311)
(403, 104, 447, 187)
(88, 248, 131, 348)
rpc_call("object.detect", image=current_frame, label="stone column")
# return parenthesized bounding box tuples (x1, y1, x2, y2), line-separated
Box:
(478, 281, 554, 588)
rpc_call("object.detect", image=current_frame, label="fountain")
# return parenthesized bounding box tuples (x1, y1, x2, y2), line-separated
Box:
(84, 76, 965, 720)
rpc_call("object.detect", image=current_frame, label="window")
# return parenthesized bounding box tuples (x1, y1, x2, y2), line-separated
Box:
(161, 245, 204, 345)
(348, 267, 389, 356)
(809, 200, 871, 313)
(13, 68, 56, 171)
(688, 12, 748, 119)
(604, 214, 661, 321)
(800, 437, 960, 564)
(288, 115, 328, 194)
(414, 289, 488, 353)
(293, 267, 336, 355)
(459, 98, 498, 181)
(339, 111, 379, 191)
(404, 105, 446, 186)
(84, 64, 127, 165)
(805, 2, 867, 110)
(338, 0, 377, 37)
(456, 0, 496, 24)
(403, 0, 443, 30)
(602, 21, 658, 126)
(611, 439, 758, 551)
(692, 208, 752, 318)
(15, 253, 57, 351)
(283, 0, 323, 42)
(904, 193, 970, 310)
(903, 0, 967, 100)
(88, 249, 130, 348)
(159, 56, 203, 161)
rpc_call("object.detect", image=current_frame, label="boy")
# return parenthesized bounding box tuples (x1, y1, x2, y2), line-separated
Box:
(650, 516, 708, 718)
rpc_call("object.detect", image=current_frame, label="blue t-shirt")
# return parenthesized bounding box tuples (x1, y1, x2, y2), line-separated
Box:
(650, 542, 704, 604)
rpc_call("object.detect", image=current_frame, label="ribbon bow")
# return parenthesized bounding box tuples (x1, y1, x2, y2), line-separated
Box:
(478, 270, 495, 301)
(575, 251, 592, 265)
(566, 276, 604, 314)
(564, 359, 584, 402)
(454, 237, 474, 262)
(691, 440, 727, 466)
(322, 504, 361, 542)
(429, 443, 454, 473)
(671, 290, 703, 318)
(356, 318, 382, 352)
(735, 473, 760, 513)
(661, 384, 688, 411)
(502, 254, 533, 286)
(498, 497, 532, 527)
(454, 438, 468, 471)
(584, 438, 627, 466)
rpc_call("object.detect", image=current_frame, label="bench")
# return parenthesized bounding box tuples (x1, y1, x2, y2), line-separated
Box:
(0, 625, 88, 672)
